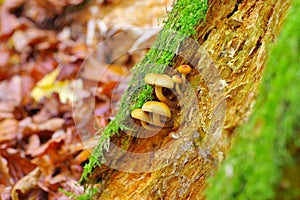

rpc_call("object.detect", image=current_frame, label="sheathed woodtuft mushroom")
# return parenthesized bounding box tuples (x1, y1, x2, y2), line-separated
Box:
(142, 101, 171, 127)
(131, 108, 159, 130)
(177, 64, 191, 83)
(144, 73, 174, 104)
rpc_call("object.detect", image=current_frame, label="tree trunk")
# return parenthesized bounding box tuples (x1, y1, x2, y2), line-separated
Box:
(86, 0, 290, 199)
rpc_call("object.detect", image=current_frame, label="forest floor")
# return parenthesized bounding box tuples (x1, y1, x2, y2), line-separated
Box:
(0, 0, 172, 199)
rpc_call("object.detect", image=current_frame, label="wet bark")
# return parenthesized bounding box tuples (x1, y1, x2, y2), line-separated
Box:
(91, 0, 290, 199)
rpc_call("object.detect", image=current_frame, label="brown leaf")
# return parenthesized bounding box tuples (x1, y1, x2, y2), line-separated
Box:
(0, 185, 11, 200)
(0, 64, 20, 82)
(0, 102, 15, 120)
(1, 148, 36, 183)
(22, 118, 65, 136)
(20, 75, 35, 105)
(73, 149, 91, 165)
(29, 130, 65, 157)
(29, 57, 58, 81)
(36, 118, 65, 132)
(25, 134, 41, 156)
(60, 179, 84, 196)
(0, 155, 12, 185)
(2, 0, 25, 12)
(0, 119, 18, 144)
(11, 167, 41, 200)
(0, 8, 19, 39)
(0, 76, 22, 105)
(0, 50, 10, 67)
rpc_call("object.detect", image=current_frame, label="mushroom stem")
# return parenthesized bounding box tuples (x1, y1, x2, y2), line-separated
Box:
(172, 75, 183, 96)
(155, 85, 171, 105)
(181, 75, 187, 83)
(141, 121, 160, 131)
(175, 84, 182, 96)
(152, 113, 164, 127)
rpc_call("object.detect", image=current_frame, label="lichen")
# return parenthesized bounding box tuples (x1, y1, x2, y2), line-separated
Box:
(80, 0, 208, 187)
(206, 1, 300, 199)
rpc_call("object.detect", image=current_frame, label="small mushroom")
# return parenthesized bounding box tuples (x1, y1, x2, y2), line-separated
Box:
(172, 75, 183, 96)
(144, 73, 174, 104)
(142, 101, 171, 127)
(131, 108, 159, 130)
(177, 64, 191, 83)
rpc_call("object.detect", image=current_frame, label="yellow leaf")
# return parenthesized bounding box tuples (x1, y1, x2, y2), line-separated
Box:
(36, 67, 60, 88)
(31, 68, 73, 103)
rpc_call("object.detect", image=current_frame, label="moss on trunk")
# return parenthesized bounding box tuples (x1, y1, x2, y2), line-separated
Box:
(80, 0, 209, 184)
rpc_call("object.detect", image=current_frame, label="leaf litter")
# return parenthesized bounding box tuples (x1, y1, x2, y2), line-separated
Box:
(0, 0, 172, 199)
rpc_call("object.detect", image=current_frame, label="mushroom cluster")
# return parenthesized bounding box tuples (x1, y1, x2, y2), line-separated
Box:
(131, 101, 171, 130)
(131, 65, 192, 130)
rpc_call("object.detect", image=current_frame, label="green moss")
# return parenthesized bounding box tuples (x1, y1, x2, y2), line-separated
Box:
(206, 1, 300, 199)
(80, 0, 208, 188)
(60, 187, 97, 200)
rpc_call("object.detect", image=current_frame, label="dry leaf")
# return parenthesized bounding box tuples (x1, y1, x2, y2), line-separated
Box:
(31, 67, 86, 104)
(25, 134, 41, 156)
(30, 118, 65, 133)
(0, 119, 18, 144)
(73, 149, 91, 165)
(0, 185, 11, 200)
(0, 155, 12, 185)
(11, 167, 41, 200)
(0, 76, 22, 105)
(2, 148, 36, 183)
(0, 102, 15, 120)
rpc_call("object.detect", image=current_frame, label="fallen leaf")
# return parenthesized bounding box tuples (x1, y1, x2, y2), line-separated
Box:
(0, 8, 19, 38)
(0, 119, 18, 144)
(73, 149, 91, 165)
(30, 118, 65, 133)
(28, 130, 65, 157)
(0, 102, 15, 120)
(60, 179, 84, 196)
(0, 185, 11, 200)
(5, 148, 36, 178)
(11, 167, 41, 200)
(31, 67, 86, 103)
(0, 76, 22, 105)
(25, 134, 41, 156)
(2, 0, 25, 12)
(29, 57, 58, 81)
(0, 155, 12, 185)
(0, 49, 10, 67)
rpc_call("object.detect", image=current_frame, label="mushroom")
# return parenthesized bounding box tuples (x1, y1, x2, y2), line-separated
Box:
(177, 64, 191, 83)
(142, 101, 171, 127)
(131, 108, 159, 130)
(172, 75, 183, 96)
(144, 73, 174, 104)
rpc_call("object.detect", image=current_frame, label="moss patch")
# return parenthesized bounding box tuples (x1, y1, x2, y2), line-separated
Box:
(206, 1, 300, 199)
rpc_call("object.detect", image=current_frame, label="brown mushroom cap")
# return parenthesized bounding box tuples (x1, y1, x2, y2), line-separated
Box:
(172, 75, 183, 84)
(142, 101, 171, 118)
(177, 64, 192, 75)
(131, 108, 151, 123)
(144, 73, 174, 89)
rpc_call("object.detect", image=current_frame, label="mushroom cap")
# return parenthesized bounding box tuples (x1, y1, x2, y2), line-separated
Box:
(172, 75, 183, 84)
(131, 109, 151, 123)
(142, 101, 171, 118)
(177, 65, 192, 75)
(144, 73, 174, 89)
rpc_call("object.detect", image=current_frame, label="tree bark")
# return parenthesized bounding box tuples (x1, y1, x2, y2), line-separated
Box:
(90, 0, 290, 199)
